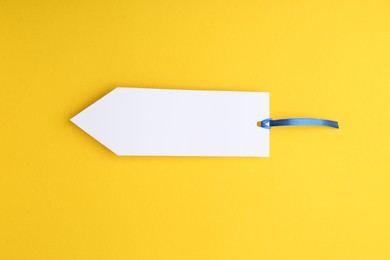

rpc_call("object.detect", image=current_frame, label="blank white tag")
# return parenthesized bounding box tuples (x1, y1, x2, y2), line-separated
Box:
(71, 87, 269, 157)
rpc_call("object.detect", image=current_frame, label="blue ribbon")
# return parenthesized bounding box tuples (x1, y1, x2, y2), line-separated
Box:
(261, 118, 339, 129)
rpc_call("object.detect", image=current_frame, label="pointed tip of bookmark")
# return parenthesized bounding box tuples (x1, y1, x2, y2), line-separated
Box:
(260, 118, 272, 129)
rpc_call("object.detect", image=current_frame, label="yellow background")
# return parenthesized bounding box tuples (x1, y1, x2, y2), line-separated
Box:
(1, 0, 390, 259)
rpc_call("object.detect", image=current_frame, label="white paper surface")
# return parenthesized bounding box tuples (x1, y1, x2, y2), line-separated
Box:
(71, 87, 269, 157)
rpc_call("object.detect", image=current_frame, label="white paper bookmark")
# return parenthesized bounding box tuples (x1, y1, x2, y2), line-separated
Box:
(71, 87, 270, 157)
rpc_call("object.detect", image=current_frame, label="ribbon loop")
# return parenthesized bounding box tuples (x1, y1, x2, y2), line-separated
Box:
(261, 118, 339, 129)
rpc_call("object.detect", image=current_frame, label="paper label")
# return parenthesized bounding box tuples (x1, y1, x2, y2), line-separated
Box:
(71, 87, 269, 157)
